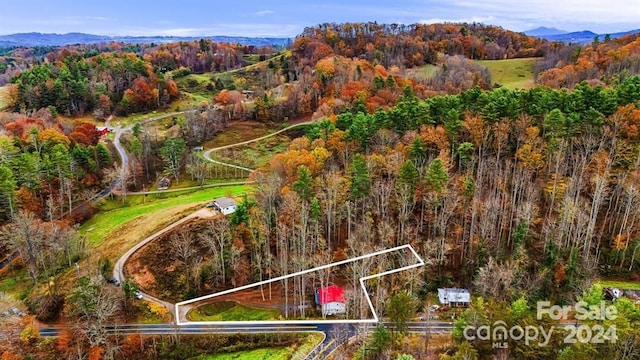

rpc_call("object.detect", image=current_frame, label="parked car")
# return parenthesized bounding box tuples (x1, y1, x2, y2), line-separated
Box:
(107, 277, 120, 286)
(134, 291, 143, 300)
(11, 308, 25, 316)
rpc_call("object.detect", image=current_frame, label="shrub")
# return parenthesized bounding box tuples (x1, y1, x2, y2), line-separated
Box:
(173, 67, 192, 78)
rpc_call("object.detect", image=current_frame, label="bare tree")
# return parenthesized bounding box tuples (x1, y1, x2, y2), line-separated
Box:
(474, 257, 515, 301)
(170, 230, 198, 291)
(69, 274, 120, 351)
(186, 154, 211, 188)
(4, 210, 46, 282)
(200, 217, 231, 286)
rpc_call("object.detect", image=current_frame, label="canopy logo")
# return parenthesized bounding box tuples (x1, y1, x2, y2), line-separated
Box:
(463, 301, 618, 348)
(463, 321, 554, 348)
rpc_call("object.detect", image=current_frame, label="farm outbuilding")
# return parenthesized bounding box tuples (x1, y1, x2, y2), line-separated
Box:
(208, 197, 238, 215)
(437, 288, 471, 307)
(315, 285, 346, 316)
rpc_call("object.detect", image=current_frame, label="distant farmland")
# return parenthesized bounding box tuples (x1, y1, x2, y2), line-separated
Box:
(477, 58, 539, 90)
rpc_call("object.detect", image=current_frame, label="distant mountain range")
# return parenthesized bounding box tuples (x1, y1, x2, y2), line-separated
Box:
(1, 27, 639, 49)
(524, 27, 640, 44)
(524, 27, 568, 37)
(0, 32, 292, 48)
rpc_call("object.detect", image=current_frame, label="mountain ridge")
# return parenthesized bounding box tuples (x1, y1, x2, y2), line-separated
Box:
(531, 28, 640, 44)
(524, 26, 567, 36)
(0, 32, 291, 48)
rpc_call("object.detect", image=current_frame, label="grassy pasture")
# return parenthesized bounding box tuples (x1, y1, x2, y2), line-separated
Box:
(187, 301, 281, 321)
(80, 185, 249, 247)
(192, 348, 293, 360)
(477, 58, 539, 89)
(405, 63, 439, 81)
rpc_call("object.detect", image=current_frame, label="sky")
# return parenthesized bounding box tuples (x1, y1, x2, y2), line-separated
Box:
(0, 0, 638, 37)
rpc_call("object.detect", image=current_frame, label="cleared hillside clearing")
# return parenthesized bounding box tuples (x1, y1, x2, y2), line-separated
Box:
(477, 58, 539, 89)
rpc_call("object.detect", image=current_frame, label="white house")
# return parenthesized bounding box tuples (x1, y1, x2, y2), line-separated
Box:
(437, 288, 471, 307)
(315, 285, 346, 316)
(209, 197, 238, 215)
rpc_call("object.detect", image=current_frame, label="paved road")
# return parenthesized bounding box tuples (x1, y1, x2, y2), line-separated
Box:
(38, 321, 453, 359)
(39, 323, 335, 337)
(38, 321, 453, 337)
(310, 322, 455, 359)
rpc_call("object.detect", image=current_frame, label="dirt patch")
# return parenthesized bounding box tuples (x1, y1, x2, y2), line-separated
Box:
(126, 263, 157, 291)
(125, 217, 217, 302)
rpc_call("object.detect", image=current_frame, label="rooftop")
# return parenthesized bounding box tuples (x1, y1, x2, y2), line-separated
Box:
(438, 288, 469, 293)
(213, 197, 237, 208)
(317, 285, 346, 305)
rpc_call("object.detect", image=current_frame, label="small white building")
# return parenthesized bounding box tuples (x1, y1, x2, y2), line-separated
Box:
(315, 285, 346, 316)
(210, 197, 237, 215)
(438, 288, 471, 307)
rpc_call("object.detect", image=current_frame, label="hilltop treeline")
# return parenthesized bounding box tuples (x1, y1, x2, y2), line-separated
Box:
(141, 40, 273, 73)
(0, 39, 275, 84)
(1, 39, 277, 114)
(295, 22, 551, 68)
(8, 52, 179, 116)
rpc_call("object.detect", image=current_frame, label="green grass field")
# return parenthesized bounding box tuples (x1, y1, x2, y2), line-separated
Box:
(0, 268, 29, 298)
(80, 185, 249, 246)
(212, 134, 289, 169)
(477, 58, 539, 89)
(595, 279, 640, 290)
(192, 347, 293, 360)
(174, 73, 217, 99)
(187, 301, 281, 321)
(191, 333, 323, 360)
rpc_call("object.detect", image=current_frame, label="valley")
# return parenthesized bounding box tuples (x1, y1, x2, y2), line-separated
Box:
(1, 13, 640, 360)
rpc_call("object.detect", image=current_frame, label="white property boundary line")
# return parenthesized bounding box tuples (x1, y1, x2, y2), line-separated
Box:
(175, 244, 425, 325)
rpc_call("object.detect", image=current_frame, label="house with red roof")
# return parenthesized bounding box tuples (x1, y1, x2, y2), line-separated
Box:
(315, 285, 346, 316)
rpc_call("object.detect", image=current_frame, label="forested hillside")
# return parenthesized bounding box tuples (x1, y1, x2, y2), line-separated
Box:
(248, 76, 640, 299)
(1, 39, 275, 116)
(536, 33, 640, 87)
(0, 111, 112, 222)
(8, 52, 179, 116)
(239, 78, 640, 358)
(2, 21, 640, 360)
(296, 22, 549, 67)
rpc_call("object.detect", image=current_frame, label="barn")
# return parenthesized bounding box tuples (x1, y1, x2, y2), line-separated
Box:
(315, 285, 347, 316)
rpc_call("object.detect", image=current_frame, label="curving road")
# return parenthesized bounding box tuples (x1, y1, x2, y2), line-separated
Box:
(202, 120, 315, 171)
(110, 110, 197, 176)
(111, 118, 316, 315)
(112, 208, 216, 315)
